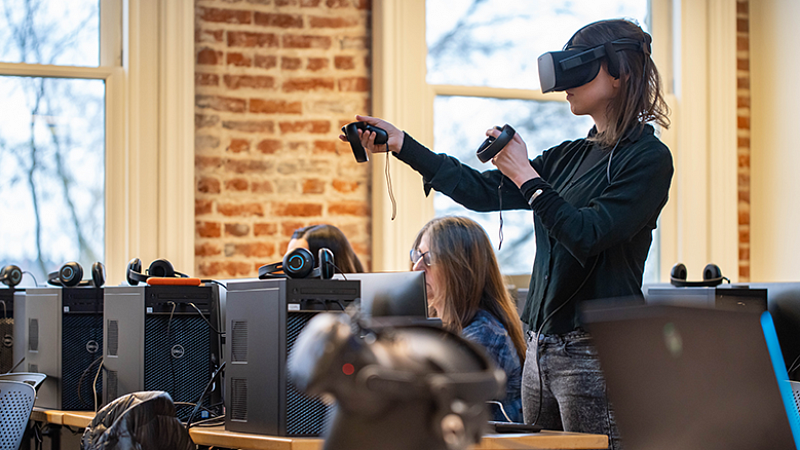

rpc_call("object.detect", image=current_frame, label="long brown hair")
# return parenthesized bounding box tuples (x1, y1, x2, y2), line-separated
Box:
(411, 217, 526, 363)
(292, 224, 365, 273)
(567, 19, 670, 148)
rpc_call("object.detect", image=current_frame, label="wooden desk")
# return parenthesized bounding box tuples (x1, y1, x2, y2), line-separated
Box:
(32, 409, 608, 450)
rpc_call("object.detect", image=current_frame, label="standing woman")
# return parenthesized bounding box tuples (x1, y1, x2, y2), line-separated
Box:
(343, 18, 672, 449)
(410, 216, 525, 423)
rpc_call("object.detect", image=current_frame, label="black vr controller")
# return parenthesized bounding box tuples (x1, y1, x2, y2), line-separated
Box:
(476, 124, 516, 163)
(342, 121, 388, 163)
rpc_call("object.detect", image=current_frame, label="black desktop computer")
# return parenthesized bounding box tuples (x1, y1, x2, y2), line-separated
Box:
(224, 278, 359, 437)
(0, 288, 19, 373)
(24, 287, 104, 410)
(102, 284, 222, 419)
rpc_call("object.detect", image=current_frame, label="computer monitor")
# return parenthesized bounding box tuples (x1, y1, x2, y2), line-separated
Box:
(333, 272, 428, 319)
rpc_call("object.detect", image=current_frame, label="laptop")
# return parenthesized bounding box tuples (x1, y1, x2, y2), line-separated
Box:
(582, 301, 800, 450)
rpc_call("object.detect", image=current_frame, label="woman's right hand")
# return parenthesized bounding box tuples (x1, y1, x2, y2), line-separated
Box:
(338, 114, 405, 154)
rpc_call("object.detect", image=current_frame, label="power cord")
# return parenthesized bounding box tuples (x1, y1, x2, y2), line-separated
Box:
(185, 361, 226, 429)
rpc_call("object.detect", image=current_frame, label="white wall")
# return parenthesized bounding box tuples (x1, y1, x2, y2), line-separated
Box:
(750, 0, 800, 281)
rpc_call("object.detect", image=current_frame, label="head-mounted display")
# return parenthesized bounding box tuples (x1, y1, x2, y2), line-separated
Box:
(538, 36, 651, 93)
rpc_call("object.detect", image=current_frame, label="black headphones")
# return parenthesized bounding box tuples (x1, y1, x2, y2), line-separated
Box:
(0, 265, 23, 288)
(670, 263, 727, 287)
(289, 313, 504, 450)
(258, 247, 335, 280)
(48, 261, 105, 288)
(127, 258, 188, 285)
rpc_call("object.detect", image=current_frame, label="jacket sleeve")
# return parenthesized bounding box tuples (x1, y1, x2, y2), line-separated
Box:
(529, 142, 674, 265)
(395, 132, 532, 211)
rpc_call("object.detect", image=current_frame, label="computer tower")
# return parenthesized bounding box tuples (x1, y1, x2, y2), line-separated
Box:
(225, 278, 359, 436)
(103, 284, 221, 419)
(646, 285, 768, 312)
(24, 287, 104, 410)
(0, 288, 18, 373)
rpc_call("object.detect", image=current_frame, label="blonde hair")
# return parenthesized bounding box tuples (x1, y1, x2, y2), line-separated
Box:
(412, 216, 526, 362)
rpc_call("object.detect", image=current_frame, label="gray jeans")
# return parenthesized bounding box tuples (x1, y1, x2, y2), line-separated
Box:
(521, 330, 621, 450)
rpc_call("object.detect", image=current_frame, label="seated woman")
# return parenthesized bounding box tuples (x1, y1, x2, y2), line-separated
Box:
(410, 216, 525, 422)
(287, 224, 365, 274)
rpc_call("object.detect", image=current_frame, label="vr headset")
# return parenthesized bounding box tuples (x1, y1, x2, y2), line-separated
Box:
(538, 34, 651, 93)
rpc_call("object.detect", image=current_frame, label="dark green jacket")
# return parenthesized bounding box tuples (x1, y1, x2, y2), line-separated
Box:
(395, 125, 673, 334)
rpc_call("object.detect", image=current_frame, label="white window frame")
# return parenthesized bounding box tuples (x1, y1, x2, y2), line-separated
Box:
(371, 0, 739, 283)
(0, 0, 195, 285)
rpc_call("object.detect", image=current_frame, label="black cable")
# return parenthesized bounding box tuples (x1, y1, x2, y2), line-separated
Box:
(166, 301, 178, 398)
(77, 356, 104, 408)
(187, 302, 223, 335)
(529, 255, 599, 428)
(185, 361, 226, 429)
(201, 279, 227, 290)
(0, 300, 6, 319)
(7, 356, 25, 374)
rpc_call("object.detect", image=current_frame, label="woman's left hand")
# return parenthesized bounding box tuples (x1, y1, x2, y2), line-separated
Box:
(487, 128, 540, 188)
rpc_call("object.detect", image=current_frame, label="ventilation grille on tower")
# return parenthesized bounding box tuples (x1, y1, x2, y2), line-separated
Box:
(231, 321, 247, 363)
(285, 312, 332, 436)
(107, 320, 119, 356)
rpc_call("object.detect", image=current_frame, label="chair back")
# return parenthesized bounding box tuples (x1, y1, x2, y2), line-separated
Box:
(0, 380, 36, 450)
(0, 372, 47, 390)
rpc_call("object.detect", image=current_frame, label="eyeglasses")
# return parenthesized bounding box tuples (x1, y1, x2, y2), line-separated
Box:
(410, 249, 432, 267)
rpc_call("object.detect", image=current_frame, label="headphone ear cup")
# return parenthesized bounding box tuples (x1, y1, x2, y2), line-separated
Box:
(318, 248, 334, 280)
(91, 262, 105, 288)
(59, 261, 83, 287)
(703, 264, 723, 282)
(669, 263, 688, 287)
(148, 259, 175, 278)
(127, 258, 145, 285)
(0, 265, 23, 287)
(283, 248, 315, 279)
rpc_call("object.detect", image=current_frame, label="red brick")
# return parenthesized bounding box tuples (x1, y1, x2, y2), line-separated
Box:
(339, 77, 369, 92)
(272, 202, 323, 217)
(738, 210, 750, 225)
(198, 261, 253, 278)
(282, 35, 332, 49)
(218, 202, 265, 217)
(222, 120, 275, 133)
(225, 223, 251, 237)
(199, 7, 252, 24)
(737, 136, 750, 148)
(197, 221, 222, 238)
(302, 179, 325, 194)
(737, 36, 748, 52)
(282, 57, 302, 70)
(196, 73, 220, 86)
(195, 114, 220, 128)
(195, 242, 222, 257)
(737, 77, 749, 89)
(197, 48, 222, 65)
(196, 95, 247, 113)
(197, 29, 224, 43)
(255, 54, 278, 69)
(737, 58, 749, 71)
(737, 1, 748, 15)
(224, 75, 276, 90)
(277, 0, 299, 6)
(313, 140, 336, 153)
(282, 77, 335, 92)
(738, 189, 750, 203)
(739, 228, 750, 244)
(300, 0, 321, 6)
(254, 12, 303, 28)
(196, 156, 222, 170)
(737, 96, 750, 108)
(227, 53, 252, 67)
(737, 116, 750, 130)
(737, 153, 750, 168)
(739, 265, 749, 281)
(229, 139, 250, 153)
(326, 0, 351, 7)
(228, 31, 279, 48)
(224, 159, 270, 173)
(307, 58, 328, 71)
(279, 120, 330, 134)
(332, 179, 359, 193)
(252, 180, 274, 193)
(739, 247, 750, 261)
(198, 177, 221, 194)
(254, 222, 278, 237)
(309, 16, 359, 28)
(256, 139, 282, 154)
(225, 178, 249, 191)
(229, 242, 274, 258)
(250, 99, 302, 114)
(281, 221, 306, 236)
(329, 201, 369, 216)
(737, 18, 748, 33)
(196, 199, 214, 216)
(334, 56, 354, 70)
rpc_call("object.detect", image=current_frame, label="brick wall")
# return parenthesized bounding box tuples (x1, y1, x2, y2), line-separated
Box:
(194, 0, 373, 278)
(737, 0, 750, 281)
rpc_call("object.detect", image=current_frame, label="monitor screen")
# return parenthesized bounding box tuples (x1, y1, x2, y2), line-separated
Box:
(333, 272, 428, 319)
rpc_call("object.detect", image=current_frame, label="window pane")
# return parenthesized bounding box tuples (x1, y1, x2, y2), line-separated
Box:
(432, 96, 593, 275)
(0, 76, 105, 286)
(0, 0, 100, 66)
(426, 0, 648, 89)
